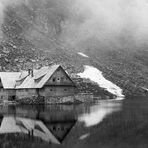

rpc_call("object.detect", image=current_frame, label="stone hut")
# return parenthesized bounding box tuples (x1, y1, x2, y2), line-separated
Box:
(0, 65, 78, 103)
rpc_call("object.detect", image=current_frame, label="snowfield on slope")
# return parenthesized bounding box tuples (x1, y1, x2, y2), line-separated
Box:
(78, 52, 89, 58)
(77, 65, 124, 100)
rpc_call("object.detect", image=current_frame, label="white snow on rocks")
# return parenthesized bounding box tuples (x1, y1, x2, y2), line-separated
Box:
(77, 65, 124, 100)
(79, 133, 90, 140)
(78, 52, 89, 58)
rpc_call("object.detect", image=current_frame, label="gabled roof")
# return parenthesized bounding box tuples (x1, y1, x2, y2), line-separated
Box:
(0, 72, 20, 89)
(0, 64, 73, 89)
(34, 66, 50, 80)
(15, 65, 60, 89)
(17, 71, 28, 81)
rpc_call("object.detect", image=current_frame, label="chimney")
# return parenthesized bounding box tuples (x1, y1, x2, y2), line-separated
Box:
(28, 69, 34, 77)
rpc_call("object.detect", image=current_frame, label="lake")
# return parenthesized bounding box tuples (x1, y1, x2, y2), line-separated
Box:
(0, 96, 148, 148)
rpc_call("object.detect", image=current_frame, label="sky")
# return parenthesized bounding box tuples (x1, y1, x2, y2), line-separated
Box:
(64, 0, 148, 48)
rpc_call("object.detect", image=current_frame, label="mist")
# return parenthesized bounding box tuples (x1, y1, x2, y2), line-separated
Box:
(63, 0, 148, 50)
(1, 0, 148, 51)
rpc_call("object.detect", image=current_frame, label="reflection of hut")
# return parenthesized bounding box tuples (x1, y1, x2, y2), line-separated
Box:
(0, 116, 60, 144)
(44, 120, 76, 143)
(36, 107, 77, 143)
(0, 113, 77, 144)
(0, 105, 78, 143)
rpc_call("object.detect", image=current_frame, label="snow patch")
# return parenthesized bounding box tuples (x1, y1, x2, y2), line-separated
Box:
(79, 133, 90, 140)
(77, 65, 124, 99)
(78, 52, 89, 58)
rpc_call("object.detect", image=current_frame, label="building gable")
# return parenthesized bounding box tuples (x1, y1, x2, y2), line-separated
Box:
(44, 66, 75, 86)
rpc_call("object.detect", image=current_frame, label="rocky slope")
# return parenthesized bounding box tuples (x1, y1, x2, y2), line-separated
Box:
(0, 0, 148, 97)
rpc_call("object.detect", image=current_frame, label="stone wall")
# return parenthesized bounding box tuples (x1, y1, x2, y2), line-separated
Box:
(75, 93, 94, 103)
(45, 96, 75, 104)
(15, 93, 94, 104)
(39, 86, 76, 97)
(0, 89, 16, 101)
(16, 96, 45, 104)
(0, 88, 9, 100)
(16, 89, 38, 99)
(45, 93, 94, 104)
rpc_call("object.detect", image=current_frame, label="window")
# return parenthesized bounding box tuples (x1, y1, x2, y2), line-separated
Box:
(64, 88, 67, 91)
(52, 78, 56, 82)
(50, 89, 52, 91)
(53, 126, 56, 131)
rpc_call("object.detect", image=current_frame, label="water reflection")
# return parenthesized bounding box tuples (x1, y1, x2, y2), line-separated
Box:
(1, 98, 148, 148)
(0, 116, 60, 144)
(78, 100, 122, 127)
(0, 104, 80, 144)
(0, 100, 122, 146)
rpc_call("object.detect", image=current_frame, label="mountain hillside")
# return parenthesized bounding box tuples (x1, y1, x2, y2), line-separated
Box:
(0, 0, 148, 97)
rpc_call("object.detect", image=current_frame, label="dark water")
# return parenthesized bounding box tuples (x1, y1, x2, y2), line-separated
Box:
(0, 97, 148, 148)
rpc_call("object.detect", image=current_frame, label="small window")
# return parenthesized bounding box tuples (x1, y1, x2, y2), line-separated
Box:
(64, 88, 67, 91)
(58, 127, 61, 131)
(50, 89, 52, 91)
(57, 78, 60, 80)
(53, 127, 56, 131)
(53, 78, 56, 82)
